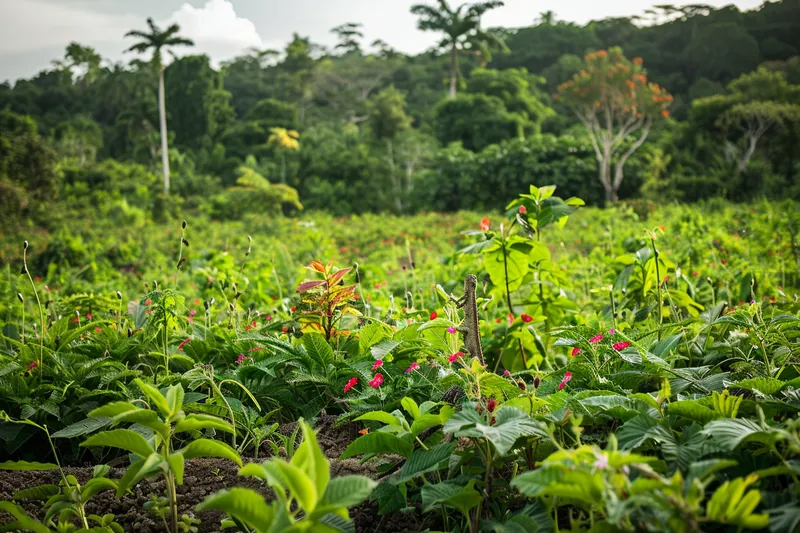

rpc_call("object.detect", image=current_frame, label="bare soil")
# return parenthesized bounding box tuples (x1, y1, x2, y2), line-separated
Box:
(0, 415, 431, 532)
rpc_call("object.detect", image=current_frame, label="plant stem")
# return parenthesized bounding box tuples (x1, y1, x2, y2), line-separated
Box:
(650, 238, 663, 341)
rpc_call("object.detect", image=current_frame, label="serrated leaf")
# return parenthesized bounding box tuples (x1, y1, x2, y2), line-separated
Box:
(13, 484, 59, 501)
(421, 480, 481, 518)
(392, 443, 456, 485)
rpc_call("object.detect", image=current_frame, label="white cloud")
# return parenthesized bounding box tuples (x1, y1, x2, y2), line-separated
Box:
(161, 0, 271, 64)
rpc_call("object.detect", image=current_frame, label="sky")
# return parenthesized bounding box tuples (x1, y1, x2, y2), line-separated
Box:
(0, 0, 768, 84)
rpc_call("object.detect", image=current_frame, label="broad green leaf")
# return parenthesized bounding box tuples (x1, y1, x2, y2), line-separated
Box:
(444, 407, 548, 455)
(0, 460, 59, 471)
(370, 339, 401, 360)
(400, 397, 421, 420)
(197, 488, 274, 531)
(167, 453, 185, 485)
(87, 402, 138, 419)
(729, 377, 785, 395)
(421, 480, 481, 518)
(166, 384, 185, 416)
(291, 421, 329, 504)
(133, 379, 171, 418)
(667, 400, 720, 423)
(110, 409, 170, 439)
(115, 459, 144, 497)
(321, 475, 377, 508)
(180, 439, 242, 466)
(81, 478, 117, 501)
(80, 429, 154, 458)
(701, 418, 787, 451)
(341, 432, 413, 459)
(275, 459, 318, 513)
(174, 413, 235, 434)
(302, 333, 335, 368)
(392, 443, 456, 485)
(13, 484, 59, 501)
(410, 415, 443, 437)
(51, 417, 112, 439)
(355, 411, 402, 428)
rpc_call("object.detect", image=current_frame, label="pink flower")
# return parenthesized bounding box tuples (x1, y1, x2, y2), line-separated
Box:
(145, 299, 151, 306)
(188, 317, 194, 323)
(519, 205, 527, 214)
(571, 347, 581, 357)
(94, 327, 102, 333)
(371, 359, 383, 371)
(593, 454, 609, 470)
(27, 360, 39, 371)
(589, 334, 603, 343)
(235, 353, 251, 365)
(265, 315, 272, 321)
(557, 371, 572, 391)
(446, 326, 456, 334)
(521, 314, 533, 323)
(613, 341, 631, 351)
(248, 346, 264, 352)
(692, 271, 698, 277)
(405, 362, 420, 374)
(189, 310, 197, 316)
(448, 351, 464, 363)
(429, 311, 438, 320)
(609, 328, 615, 335)
(344, 377, 358, 393)
(369, 373, 384, 388)
(178, 338, 191, 352)
(503, 370, 510, 376)
(86, 313, 93, 320)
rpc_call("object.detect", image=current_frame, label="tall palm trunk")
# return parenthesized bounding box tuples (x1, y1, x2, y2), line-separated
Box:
(449, 45, 458, 99)
(158, 67, 170, 195)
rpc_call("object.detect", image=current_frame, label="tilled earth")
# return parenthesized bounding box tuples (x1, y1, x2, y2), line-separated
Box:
(0, 415, 433, 532)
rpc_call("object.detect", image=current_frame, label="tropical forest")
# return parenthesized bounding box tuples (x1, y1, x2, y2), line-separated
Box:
(1, 0, 800, 531)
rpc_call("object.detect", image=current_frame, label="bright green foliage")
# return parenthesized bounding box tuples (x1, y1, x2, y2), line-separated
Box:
(198, 420, 376, 531)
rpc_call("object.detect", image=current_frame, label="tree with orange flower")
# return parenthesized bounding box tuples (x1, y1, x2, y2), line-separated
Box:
(555, 47, 672, 202)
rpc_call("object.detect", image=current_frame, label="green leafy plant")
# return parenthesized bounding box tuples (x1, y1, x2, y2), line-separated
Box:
(78, 379, 242, 533)
(198, 419, 377, 532)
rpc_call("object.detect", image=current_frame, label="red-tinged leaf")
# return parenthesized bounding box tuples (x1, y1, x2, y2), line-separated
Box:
(308, 260, 326, 273)
(327, 268, 353, 287)
(297, 280, 326, 293)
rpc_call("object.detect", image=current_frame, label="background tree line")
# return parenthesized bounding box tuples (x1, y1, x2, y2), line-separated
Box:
(1, 0, 800, 229)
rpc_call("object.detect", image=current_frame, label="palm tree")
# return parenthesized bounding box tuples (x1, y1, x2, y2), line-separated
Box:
(410, 0, 507, 98)
(124, 18, 193, 195)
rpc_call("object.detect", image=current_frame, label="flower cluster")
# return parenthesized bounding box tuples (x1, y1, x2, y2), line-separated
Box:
(344, 377, 358, 393)
(369, 373, 384, 388)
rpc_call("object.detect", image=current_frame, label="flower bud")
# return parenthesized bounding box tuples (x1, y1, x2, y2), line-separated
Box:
(17, 293, 24, 303)
(533, 376, 541, 389)
(486, 398, 497, 413)
(23, 240, 29, 250)
(181, 220, 187, 229)
(518, 379, 527, 391)
(116, 290, 122, 300)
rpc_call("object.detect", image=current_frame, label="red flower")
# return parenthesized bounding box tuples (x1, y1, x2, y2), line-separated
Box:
(27, 360, 39, 371)
(236, 353, 251, 365)
(480, 217, 490, 232)
(521, 314, 533, 323)
(571, 347, 581, 357)
(248, 346, 264, 352)
(557, 371, 572, 391)
(369, 373, 384, 388)
(371, 359, 383, 371)
(519, 205, 527, 214)
(72, 317, 80, 323)
(145, 299, 152, 306)
(612, 341, 631, 351)
(94, 327, 102, 333)
(358, 428, 369, 435)
(486, 398, 497, 413)
(448, 351, 464, 363)
(272, 295, 278, 300)
(589, 334, 603, 343)
(692, 271, 698, 277)
(405, 362, 420, 374)
(290, 306, 296, 312)
(281, 327, 289, 333)
(344, 377, 358, 393)
(86, 313, 93, 320)
(429, 311, 438, 320)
